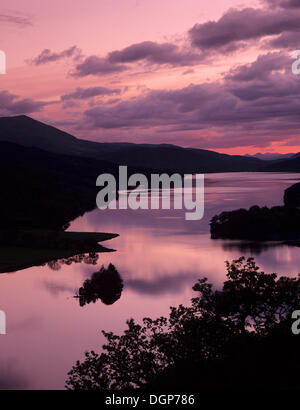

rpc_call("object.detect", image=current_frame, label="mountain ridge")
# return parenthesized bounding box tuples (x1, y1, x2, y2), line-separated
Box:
(0, 115, 266, 173)
(2, 115, 300, 173)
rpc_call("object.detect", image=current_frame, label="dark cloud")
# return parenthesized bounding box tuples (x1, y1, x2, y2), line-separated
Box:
(189, 7, 300, 53)
(72, 56, 127, 77)
(264, 31, 300, 49)
(0, 90, 49, 115)
(61, 86, 121, 101)
(106, 98, 121, 105)
(225, 52, 289, 82)
(84, 83, 235, 130)
(61, 100, 81, 109)
(28, 0, 300, 81)
(33, 2, 300, 81)
(228, 74, 298, 101)
(20, 1, 300, 150)
(0, 13, 32, 26)
(262, 0, 300, 8)
(183, 69, 195, 75)
(30, 46, 81, 66)
(108, 41, 202, 66)
(72, 41, 202, 77)
(82, 51, 300, 149)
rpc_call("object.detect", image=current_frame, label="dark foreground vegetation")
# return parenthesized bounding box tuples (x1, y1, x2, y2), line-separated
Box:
(284, 182, 300, 208)
(66, 258, 300, 392)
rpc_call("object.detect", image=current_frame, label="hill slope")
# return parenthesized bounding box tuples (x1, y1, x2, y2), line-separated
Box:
(102, 143, 264, 173)
(0, 141, 117, 230)
(263, 154, 300, 172)
(0, 115, 265, 173)
(4, 115, 300, 173)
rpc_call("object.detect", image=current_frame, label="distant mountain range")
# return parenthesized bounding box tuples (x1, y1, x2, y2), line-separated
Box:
(1, 115, 300, 173)
(0, 115, 263, 173)
(246, 153, 296, 161)
(1, 114, 300, 231)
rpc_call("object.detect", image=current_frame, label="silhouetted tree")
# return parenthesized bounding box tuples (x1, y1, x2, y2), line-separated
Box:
(210, 205, 300, 240)
(66, 258, 300, 391)
(76, 264, 123, 306)
(284, 182, 300, 208)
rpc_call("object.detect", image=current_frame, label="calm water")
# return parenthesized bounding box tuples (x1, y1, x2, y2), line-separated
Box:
(1, 172, 300, 389)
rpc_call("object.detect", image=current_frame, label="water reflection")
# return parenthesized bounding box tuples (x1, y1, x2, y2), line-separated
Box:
(2, 173, 300, 390)
(221, 240, 286, 255)
(0, 245, 112, 275)
(0, 359, 28, 390)
(75, 264, 123, 306)
(45, 252, 99, 271)
(126, 272, 200, 295)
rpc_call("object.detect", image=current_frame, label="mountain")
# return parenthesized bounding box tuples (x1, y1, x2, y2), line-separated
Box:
(2, 115, 300, 231)
(246, 152, 296, 161)
(102, 144, 264, 173)
(0, 140, 152, 230)
(0, 115, 265, 173)
(3, 115, 300, 173)
(0, 141, 114, 230)
(0, 115, 103, 157)
(263, 154, 300, 172)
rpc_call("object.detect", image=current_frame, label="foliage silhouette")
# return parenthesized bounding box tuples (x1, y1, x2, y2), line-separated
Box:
(66, 257, 300, 391)
(46, 252, 99, 271)
(210, 205, 300, 240)
(75, 264, 123, 306)
(284, 182, 300, 208)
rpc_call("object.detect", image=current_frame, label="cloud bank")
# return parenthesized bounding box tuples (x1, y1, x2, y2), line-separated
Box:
(30, 46, 81, 66)
(0, 91, 50, 115)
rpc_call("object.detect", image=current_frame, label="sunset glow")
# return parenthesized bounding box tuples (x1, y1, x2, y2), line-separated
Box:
(1, 0, 300, 154)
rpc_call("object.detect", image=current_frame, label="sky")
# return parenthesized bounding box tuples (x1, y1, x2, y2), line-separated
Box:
(1, 0, 300, 154)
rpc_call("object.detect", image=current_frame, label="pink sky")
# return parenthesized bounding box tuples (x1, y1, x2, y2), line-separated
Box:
(1, 0, 300, 155)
